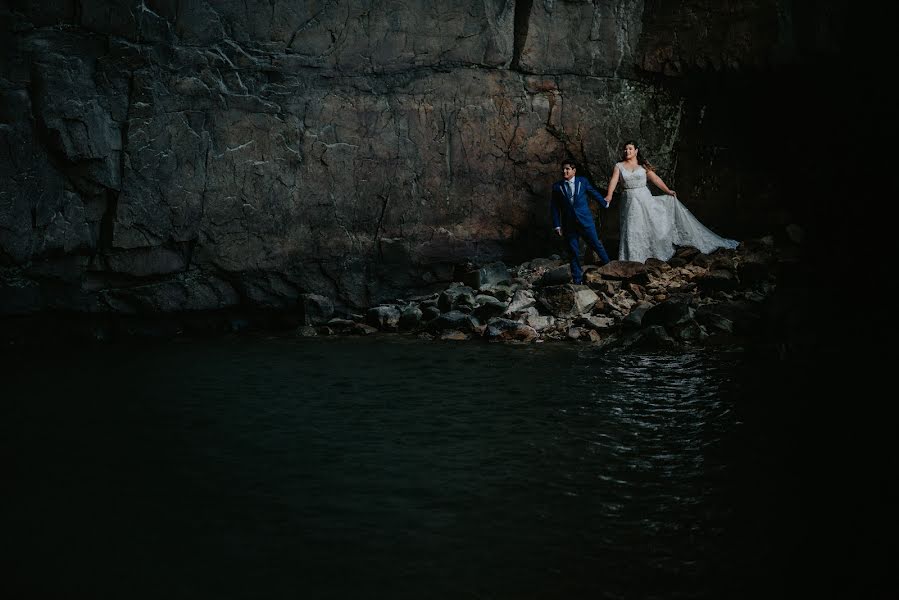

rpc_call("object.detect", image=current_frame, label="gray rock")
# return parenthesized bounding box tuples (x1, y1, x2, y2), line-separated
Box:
(694, 310, 734, 334)
(785, 224, 804, 244)
(577, 315, 616, 331)
(537, 285, 599, 318)
(438, 286, 477, 312)
(484, 318, 537, 343)
(672, 321, 708, 343)
(621, 302, 653, 328)
(399, 305, 423, 331)
(698, 269, 739, 293)
(300, 294, 334, 326)
(427, 310, 477, 333)
(462, 262, 511, 289)
(738, 252, 772, 287)
(695, 301, 759, 336)
(617, 325, 680, 351)
(673, 247, 702, 262)
(567, 326, 585, 340)
(539, 265, 573, 287)
(421, 305, 442, 322)
(523, 313, 555, 332)
(479, 282, 515, 302)
(326, 318, 357, 331)
(439, 330, 470, 341)
(351, 323, 379, 336)
(598, 261, 647, 281)
(473, 295, 508, 320)
(692, 253, 714, 268)
(506, 289, 537, 314)
(643, 297, 695, 328)
(366, 305, 402, 331)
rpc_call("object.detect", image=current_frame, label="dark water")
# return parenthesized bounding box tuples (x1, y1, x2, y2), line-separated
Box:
(1, 335, 887, 599)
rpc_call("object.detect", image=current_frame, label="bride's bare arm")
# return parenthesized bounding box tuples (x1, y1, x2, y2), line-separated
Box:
(605, 167, 620, 202)
(647, 170, 676, 197)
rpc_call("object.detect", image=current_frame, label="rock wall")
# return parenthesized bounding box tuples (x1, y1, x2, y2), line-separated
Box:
(0, 0, 850, 314)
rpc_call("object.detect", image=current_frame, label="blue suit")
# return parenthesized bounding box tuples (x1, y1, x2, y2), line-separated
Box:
(550, 176, 611, 284)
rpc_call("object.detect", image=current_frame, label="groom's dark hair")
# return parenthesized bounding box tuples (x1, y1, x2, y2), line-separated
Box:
(561, 158, 578, 170)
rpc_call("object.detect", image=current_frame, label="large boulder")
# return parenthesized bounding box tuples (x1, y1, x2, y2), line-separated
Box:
(537, 285, 599, 318)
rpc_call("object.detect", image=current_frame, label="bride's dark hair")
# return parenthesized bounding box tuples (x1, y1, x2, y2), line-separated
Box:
(622, 140, 655, 172)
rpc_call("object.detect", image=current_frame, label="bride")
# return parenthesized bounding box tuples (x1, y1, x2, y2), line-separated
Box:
(605, 141, 738, 263)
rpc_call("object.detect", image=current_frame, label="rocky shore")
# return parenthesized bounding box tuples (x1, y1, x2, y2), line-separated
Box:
(293, 234, 795, 351)
(3, 230, 807, 352)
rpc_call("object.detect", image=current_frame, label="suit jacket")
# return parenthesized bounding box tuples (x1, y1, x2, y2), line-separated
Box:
(551, 176, 609, 230)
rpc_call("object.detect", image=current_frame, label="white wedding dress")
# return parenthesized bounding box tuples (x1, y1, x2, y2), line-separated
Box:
(616, 162, 738, 263)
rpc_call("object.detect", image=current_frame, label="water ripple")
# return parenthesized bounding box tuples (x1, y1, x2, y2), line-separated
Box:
(3, 337, 763, 599)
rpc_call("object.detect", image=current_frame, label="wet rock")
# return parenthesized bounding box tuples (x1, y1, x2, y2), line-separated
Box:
(710, 250, 738, 271)
(644, 258, 671, 274)
(587, 280, 619, 296)
(398, 305, 423, 331)
(738, 252, 773, 287)
(695, 301, 760, 336)
(643, 296, 695, 328)
(785, 224, 804, 244)
(479, 282, 515, 302)
(537, 285, 599, 318)
(421, 305, 441, 322)
(673, 246, 701, 262)
(698, 269, 739, 293)
(597, 261, 647, 281)
(439, 330, 470, 341)
(427, 310, 477, 333)
(419, 296, 440, 311)
(672, 321, 708, 343)
(295, 325, 318, 337)
(617, 325, 679, 351)
(366, 305, 402, 331)
(506, 289, 537, 314)
(567, 326, 586, 340)
(326, 318, 357, 332)
(695, 309, 734, 334)
(484, 318, 538, 343)
(585, 330, 603, 344)
(622, 302, 653, 328)
(523, 313, 555, 332)
(409, 292, 440, 304)
(625, 282, 646, 300)
(462, 261, 510, 289)
(473, 294, 508, 320)
(300, 293, 334, 326)
(520, 257, 566, 272)
(351, 323, 379, 336)
(438, 285, 477, 312)
(602, 290, 638, 315)
(539, 265, 573, 286)
(577, 315, 615, 331)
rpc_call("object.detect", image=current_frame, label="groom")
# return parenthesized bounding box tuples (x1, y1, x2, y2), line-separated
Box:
(550, 159, 611, 284)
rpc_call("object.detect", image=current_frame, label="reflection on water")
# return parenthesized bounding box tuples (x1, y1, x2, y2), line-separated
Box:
(2, 336, 817, 598)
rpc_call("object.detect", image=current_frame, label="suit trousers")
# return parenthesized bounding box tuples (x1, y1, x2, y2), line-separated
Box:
(565, 223, 610, 284)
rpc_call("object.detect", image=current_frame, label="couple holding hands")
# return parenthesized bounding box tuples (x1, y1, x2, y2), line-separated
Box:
(550, 141, 739, 284)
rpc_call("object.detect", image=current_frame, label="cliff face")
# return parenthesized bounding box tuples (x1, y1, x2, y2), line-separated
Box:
(0, 1, 848, 314)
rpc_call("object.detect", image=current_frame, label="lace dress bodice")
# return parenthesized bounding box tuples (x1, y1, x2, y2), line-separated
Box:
(617, 163, 648, 191)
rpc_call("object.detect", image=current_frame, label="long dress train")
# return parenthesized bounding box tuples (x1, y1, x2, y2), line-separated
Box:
(616, 163, 738, 263)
